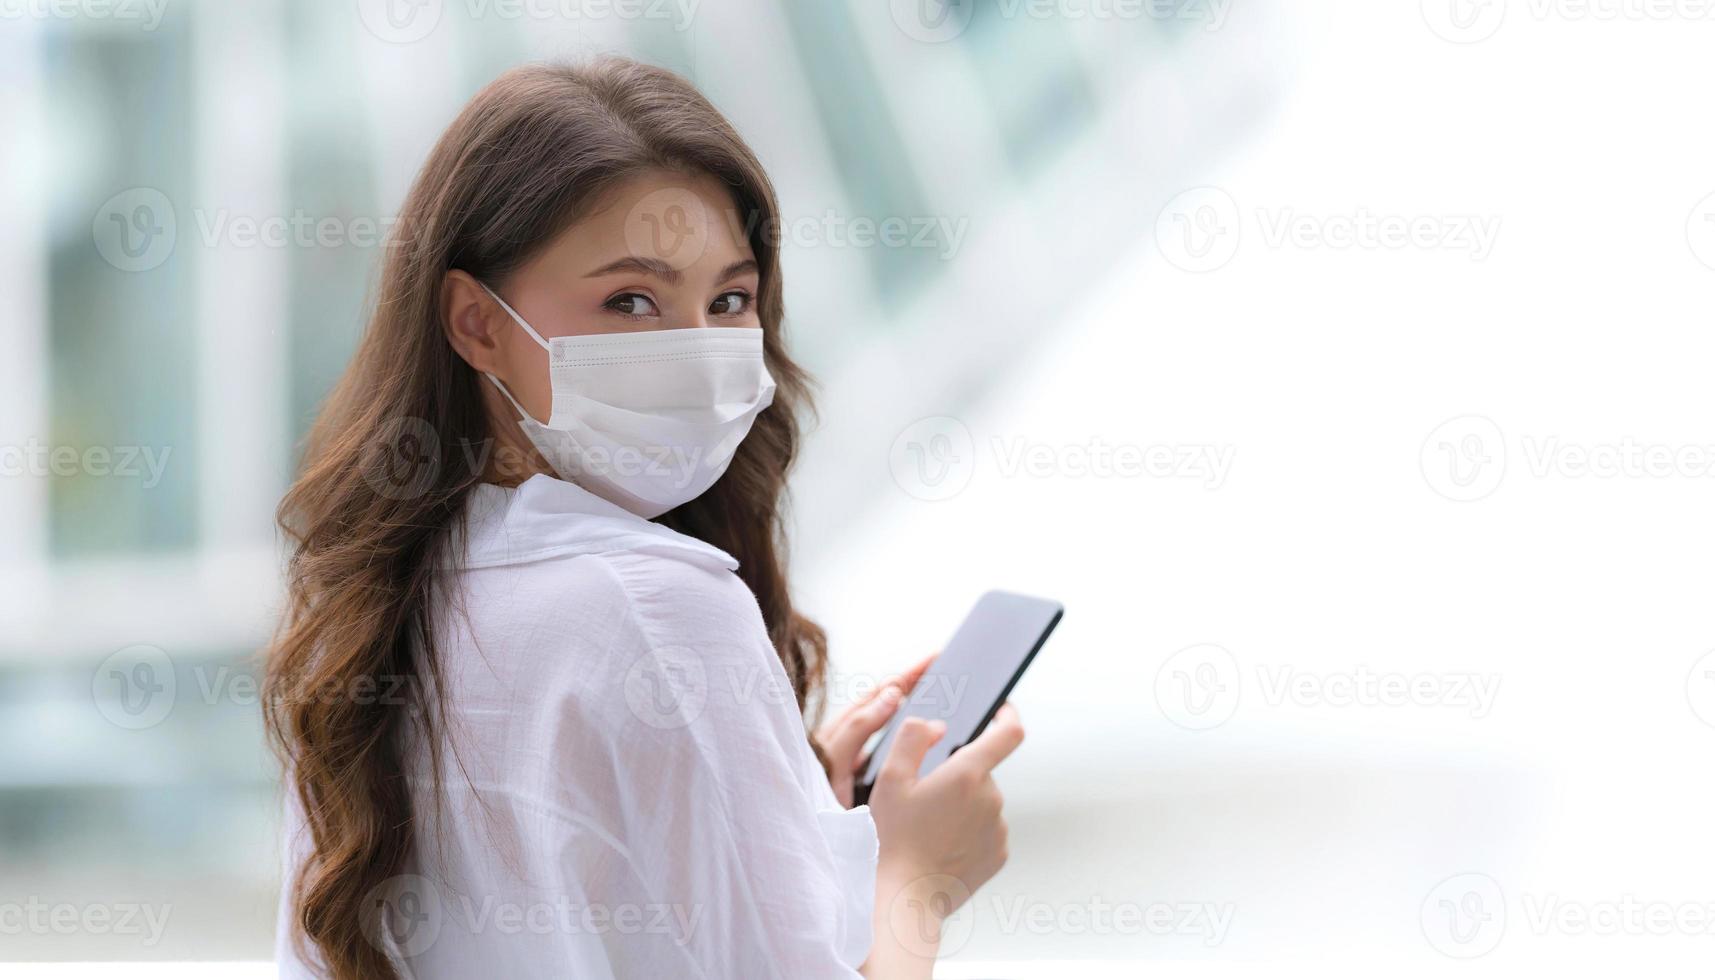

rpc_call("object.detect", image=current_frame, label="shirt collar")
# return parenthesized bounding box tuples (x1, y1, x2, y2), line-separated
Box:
(446, 474, 739, 572)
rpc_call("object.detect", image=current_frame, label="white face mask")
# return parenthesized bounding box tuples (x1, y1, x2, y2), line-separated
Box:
(480, 283, 776, 518)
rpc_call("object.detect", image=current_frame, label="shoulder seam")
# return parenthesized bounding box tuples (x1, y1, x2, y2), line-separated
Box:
(585, 551, 675, 659)
(584, 552, 773, 911)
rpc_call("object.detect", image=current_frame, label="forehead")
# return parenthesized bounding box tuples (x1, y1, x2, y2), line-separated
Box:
(551, 169, 756, 274)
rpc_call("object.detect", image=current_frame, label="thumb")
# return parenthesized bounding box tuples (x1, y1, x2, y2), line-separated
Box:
(878, 717, 946, 789)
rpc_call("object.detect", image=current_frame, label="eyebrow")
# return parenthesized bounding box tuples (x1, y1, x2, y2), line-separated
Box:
(582, 256, 760, 285)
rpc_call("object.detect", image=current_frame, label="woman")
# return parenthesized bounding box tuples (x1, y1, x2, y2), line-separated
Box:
(265, 58, 1022, 979)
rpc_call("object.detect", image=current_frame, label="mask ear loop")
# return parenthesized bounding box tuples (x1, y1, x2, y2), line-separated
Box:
(484, 370, 538, 424)
(479, 282, 552, 349)
(477, 282, 551, 424)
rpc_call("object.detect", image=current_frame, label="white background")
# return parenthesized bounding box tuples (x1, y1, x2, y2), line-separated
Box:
(804, 0, 1715, 972)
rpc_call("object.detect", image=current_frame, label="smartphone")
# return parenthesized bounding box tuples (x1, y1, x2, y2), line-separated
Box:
(853, 590, 1063, 805)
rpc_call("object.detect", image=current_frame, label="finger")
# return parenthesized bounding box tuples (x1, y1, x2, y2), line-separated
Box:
(890, 652, 937, 697)
(825, 685, 904, 763)
(846, 679, 891, 711)
(850, 652, 938, 713)
(943, 703, 1025, 774)
(879, 716, 946, 787)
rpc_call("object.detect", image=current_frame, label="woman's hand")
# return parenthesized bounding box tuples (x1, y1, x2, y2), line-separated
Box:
(816, 654, 935, 808)
(861, 704, 1025, 976)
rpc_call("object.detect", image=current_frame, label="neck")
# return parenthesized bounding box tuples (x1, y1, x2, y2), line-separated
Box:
(478, 382, 554, 487)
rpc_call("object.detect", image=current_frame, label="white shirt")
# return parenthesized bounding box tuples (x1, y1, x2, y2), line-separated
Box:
(276, 474, 877, 978)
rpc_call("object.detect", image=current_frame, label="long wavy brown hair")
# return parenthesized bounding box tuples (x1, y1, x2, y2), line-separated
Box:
(262, 58, 827, 980)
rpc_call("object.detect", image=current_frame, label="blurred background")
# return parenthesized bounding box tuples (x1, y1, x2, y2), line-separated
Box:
(4, 0, 1715, 975)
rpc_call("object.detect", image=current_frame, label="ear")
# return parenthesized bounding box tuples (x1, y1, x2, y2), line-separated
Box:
(441, 269, 507, 374)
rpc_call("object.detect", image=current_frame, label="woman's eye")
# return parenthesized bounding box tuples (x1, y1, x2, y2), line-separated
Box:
(709, 291, 751, 316)
(605, 293, 659, 317)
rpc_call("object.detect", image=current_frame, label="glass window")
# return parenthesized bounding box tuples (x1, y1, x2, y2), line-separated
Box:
(45, 23, 198, 558)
